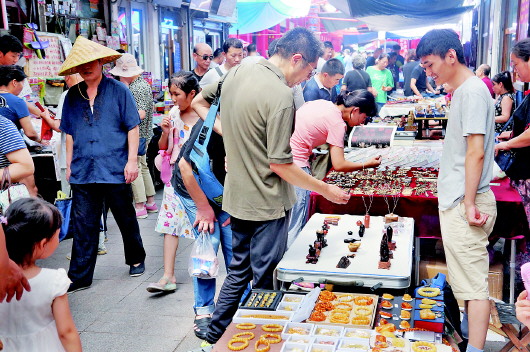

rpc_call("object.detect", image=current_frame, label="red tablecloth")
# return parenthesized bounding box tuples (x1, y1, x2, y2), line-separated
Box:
(309, 177, 528, 240)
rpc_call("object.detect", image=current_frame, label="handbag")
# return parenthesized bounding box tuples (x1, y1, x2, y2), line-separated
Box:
(494, 114, 516, 172)
(0, 168, 30, 214)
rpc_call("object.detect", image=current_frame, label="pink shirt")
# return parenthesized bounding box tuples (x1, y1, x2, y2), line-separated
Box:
(290, 100, 346, 168)
(482, 76, 495, 98)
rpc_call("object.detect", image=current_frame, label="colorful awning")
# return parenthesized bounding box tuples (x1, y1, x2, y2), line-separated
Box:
(229, 0, 311, 35)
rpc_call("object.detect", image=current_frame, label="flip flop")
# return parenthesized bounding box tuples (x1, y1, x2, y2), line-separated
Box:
(193, 316, 212, 340)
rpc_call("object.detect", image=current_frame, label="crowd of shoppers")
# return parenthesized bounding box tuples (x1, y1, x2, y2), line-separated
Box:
(2, 21, 530, 352)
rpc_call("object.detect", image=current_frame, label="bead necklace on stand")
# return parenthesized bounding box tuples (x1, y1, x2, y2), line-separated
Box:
(361, 194, 374, 228)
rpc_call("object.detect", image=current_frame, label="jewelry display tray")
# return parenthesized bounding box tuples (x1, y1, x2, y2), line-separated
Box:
(240, 289, 283, 311)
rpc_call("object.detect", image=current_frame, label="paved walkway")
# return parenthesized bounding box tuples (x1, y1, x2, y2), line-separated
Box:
(40, 191, 223, 352)
(39, 189, 506, 352)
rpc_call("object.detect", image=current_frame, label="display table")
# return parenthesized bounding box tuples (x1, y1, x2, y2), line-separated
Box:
(379, 103, 416, 118)
(275, 214, 414, 289)
(309, 175, 527, 302)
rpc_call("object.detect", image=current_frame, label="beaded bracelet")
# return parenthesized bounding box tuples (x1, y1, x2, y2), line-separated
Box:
(259, 333, 282, 344)
(233, 332, 254, 340)
(262, 324, 283, 332)
(236, 322, 256, 330)
(255, 339, 270, 352)
(227, 338, 249, 351)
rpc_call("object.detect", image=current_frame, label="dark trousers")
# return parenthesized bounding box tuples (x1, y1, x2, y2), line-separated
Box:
(68, 183, 146, 287)
(206, 214, 289, 343)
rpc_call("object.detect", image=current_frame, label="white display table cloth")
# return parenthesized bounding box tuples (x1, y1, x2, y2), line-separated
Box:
(275, 214, 414, 289)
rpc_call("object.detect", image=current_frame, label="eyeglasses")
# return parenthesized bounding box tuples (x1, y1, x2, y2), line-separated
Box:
(301, 55, 317, 79)
(200, 55, 214, 61)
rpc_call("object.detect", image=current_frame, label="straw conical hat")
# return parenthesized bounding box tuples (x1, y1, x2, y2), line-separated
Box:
(58, 36, 122, 76)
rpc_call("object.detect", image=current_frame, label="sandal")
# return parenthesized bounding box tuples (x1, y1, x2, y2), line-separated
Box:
(146, 276, 177, 293)
(193, 316, 212, 340)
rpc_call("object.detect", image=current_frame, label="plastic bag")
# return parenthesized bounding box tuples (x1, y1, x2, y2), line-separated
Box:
(188, 231, 219, 279)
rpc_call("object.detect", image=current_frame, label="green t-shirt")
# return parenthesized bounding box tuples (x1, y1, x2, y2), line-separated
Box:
(366, 66, 394, 104)
(201, 58, 296, 221)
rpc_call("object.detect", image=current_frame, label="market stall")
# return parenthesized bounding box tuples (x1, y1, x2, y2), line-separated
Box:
(212, 285, 458, 352)
(378, 98, 449, 139)
(307, 143, 528, 303)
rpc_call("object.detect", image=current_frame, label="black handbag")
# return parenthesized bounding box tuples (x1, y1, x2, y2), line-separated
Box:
(494, 115, 516, 172)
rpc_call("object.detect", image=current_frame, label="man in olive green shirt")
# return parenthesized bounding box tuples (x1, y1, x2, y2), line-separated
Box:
(192, 28, 350, 346)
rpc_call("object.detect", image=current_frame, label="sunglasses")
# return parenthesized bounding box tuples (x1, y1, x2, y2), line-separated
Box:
(200, 55, 214, 60)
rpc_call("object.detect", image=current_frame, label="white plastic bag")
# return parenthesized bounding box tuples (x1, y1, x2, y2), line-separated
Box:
(188, 231, 219, 279)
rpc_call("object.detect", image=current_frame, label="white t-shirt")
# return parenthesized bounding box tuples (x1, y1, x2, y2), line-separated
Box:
(438, 76, 495, 210)
(200, 64, 228, 89)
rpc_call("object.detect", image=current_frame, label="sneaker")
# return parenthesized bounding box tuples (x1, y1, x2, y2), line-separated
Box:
(129, 262, 145, 277)
(136, 207, 148, 219)
(97, 246, 107, 255)
(146, 203, 158, 213)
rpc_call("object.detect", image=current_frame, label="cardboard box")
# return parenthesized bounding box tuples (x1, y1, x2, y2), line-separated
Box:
(418, 259, 504, 302)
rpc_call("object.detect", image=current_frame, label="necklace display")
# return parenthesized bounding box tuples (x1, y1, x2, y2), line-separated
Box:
(361, 194, 373, 228)
(383, 193, 400, 223)
(325, 167, 438, 197)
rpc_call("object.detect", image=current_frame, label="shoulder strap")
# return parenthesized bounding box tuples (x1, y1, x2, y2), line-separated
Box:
(215, 66, 223, 78)
(193, 81, 223, 154)
(354, 69, 368, 89)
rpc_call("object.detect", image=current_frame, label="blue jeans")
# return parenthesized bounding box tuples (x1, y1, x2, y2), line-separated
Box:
(177, 194, 249, 315)
(287, 166, 311, 248)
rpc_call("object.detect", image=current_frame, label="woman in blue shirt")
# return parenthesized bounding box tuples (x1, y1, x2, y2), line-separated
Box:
(0, 66, 39, 142)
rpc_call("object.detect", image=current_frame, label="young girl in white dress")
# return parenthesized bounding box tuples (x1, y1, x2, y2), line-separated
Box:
(0, 198, 82, 352)
(148, 71, 200, 293)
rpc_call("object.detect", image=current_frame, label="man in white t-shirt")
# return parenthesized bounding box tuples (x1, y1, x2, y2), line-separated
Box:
(200, 38, 243, 89)
(417, 29, 496, 352)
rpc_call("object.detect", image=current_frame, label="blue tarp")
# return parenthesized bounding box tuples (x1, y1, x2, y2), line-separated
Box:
(229, 0, 311, 35)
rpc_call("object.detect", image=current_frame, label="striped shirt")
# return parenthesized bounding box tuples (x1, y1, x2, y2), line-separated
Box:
(0, 115, 26, 169)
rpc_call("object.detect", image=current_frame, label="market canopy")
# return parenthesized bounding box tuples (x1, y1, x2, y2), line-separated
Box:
(328, 0, 473, 31)
(229, 0, 311, 35)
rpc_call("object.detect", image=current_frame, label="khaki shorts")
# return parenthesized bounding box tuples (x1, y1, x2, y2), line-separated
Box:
(439, 190, 497, 301)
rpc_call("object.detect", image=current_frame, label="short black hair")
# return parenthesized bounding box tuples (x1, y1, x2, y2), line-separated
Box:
(416, 29, 465, 64)
(388, 52, 397, 59)
(170, 70, 200, 96)
(4, 198, 62, 266)
(378, 53, 389, 62)
(267, 39, 279, 57)
(322, 58, 344, 76)
(247, 43, 256, 54)
(0, 65, 27, 86)
(274, 28, 323, 63)
(481, 64, 491, 76)
(0, 34, 23, 55)
(513, 38, 530, 62)
(324, 41, 334, 49)
(492, 71, 515, 93)
(393, 44, 401, 51)
(116, 49, 126, 54)
(222, 38, 243, 53)
(336, 89, 377, 117)
(213, 48, 223, 58)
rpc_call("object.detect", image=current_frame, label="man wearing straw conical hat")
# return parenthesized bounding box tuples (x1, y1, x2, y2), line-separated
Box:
(58, 36, 147, 292)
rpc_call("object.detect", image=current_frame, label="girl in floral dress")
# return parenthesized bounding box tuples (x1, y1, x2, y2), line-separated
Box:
(147, 71, 200, 292)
